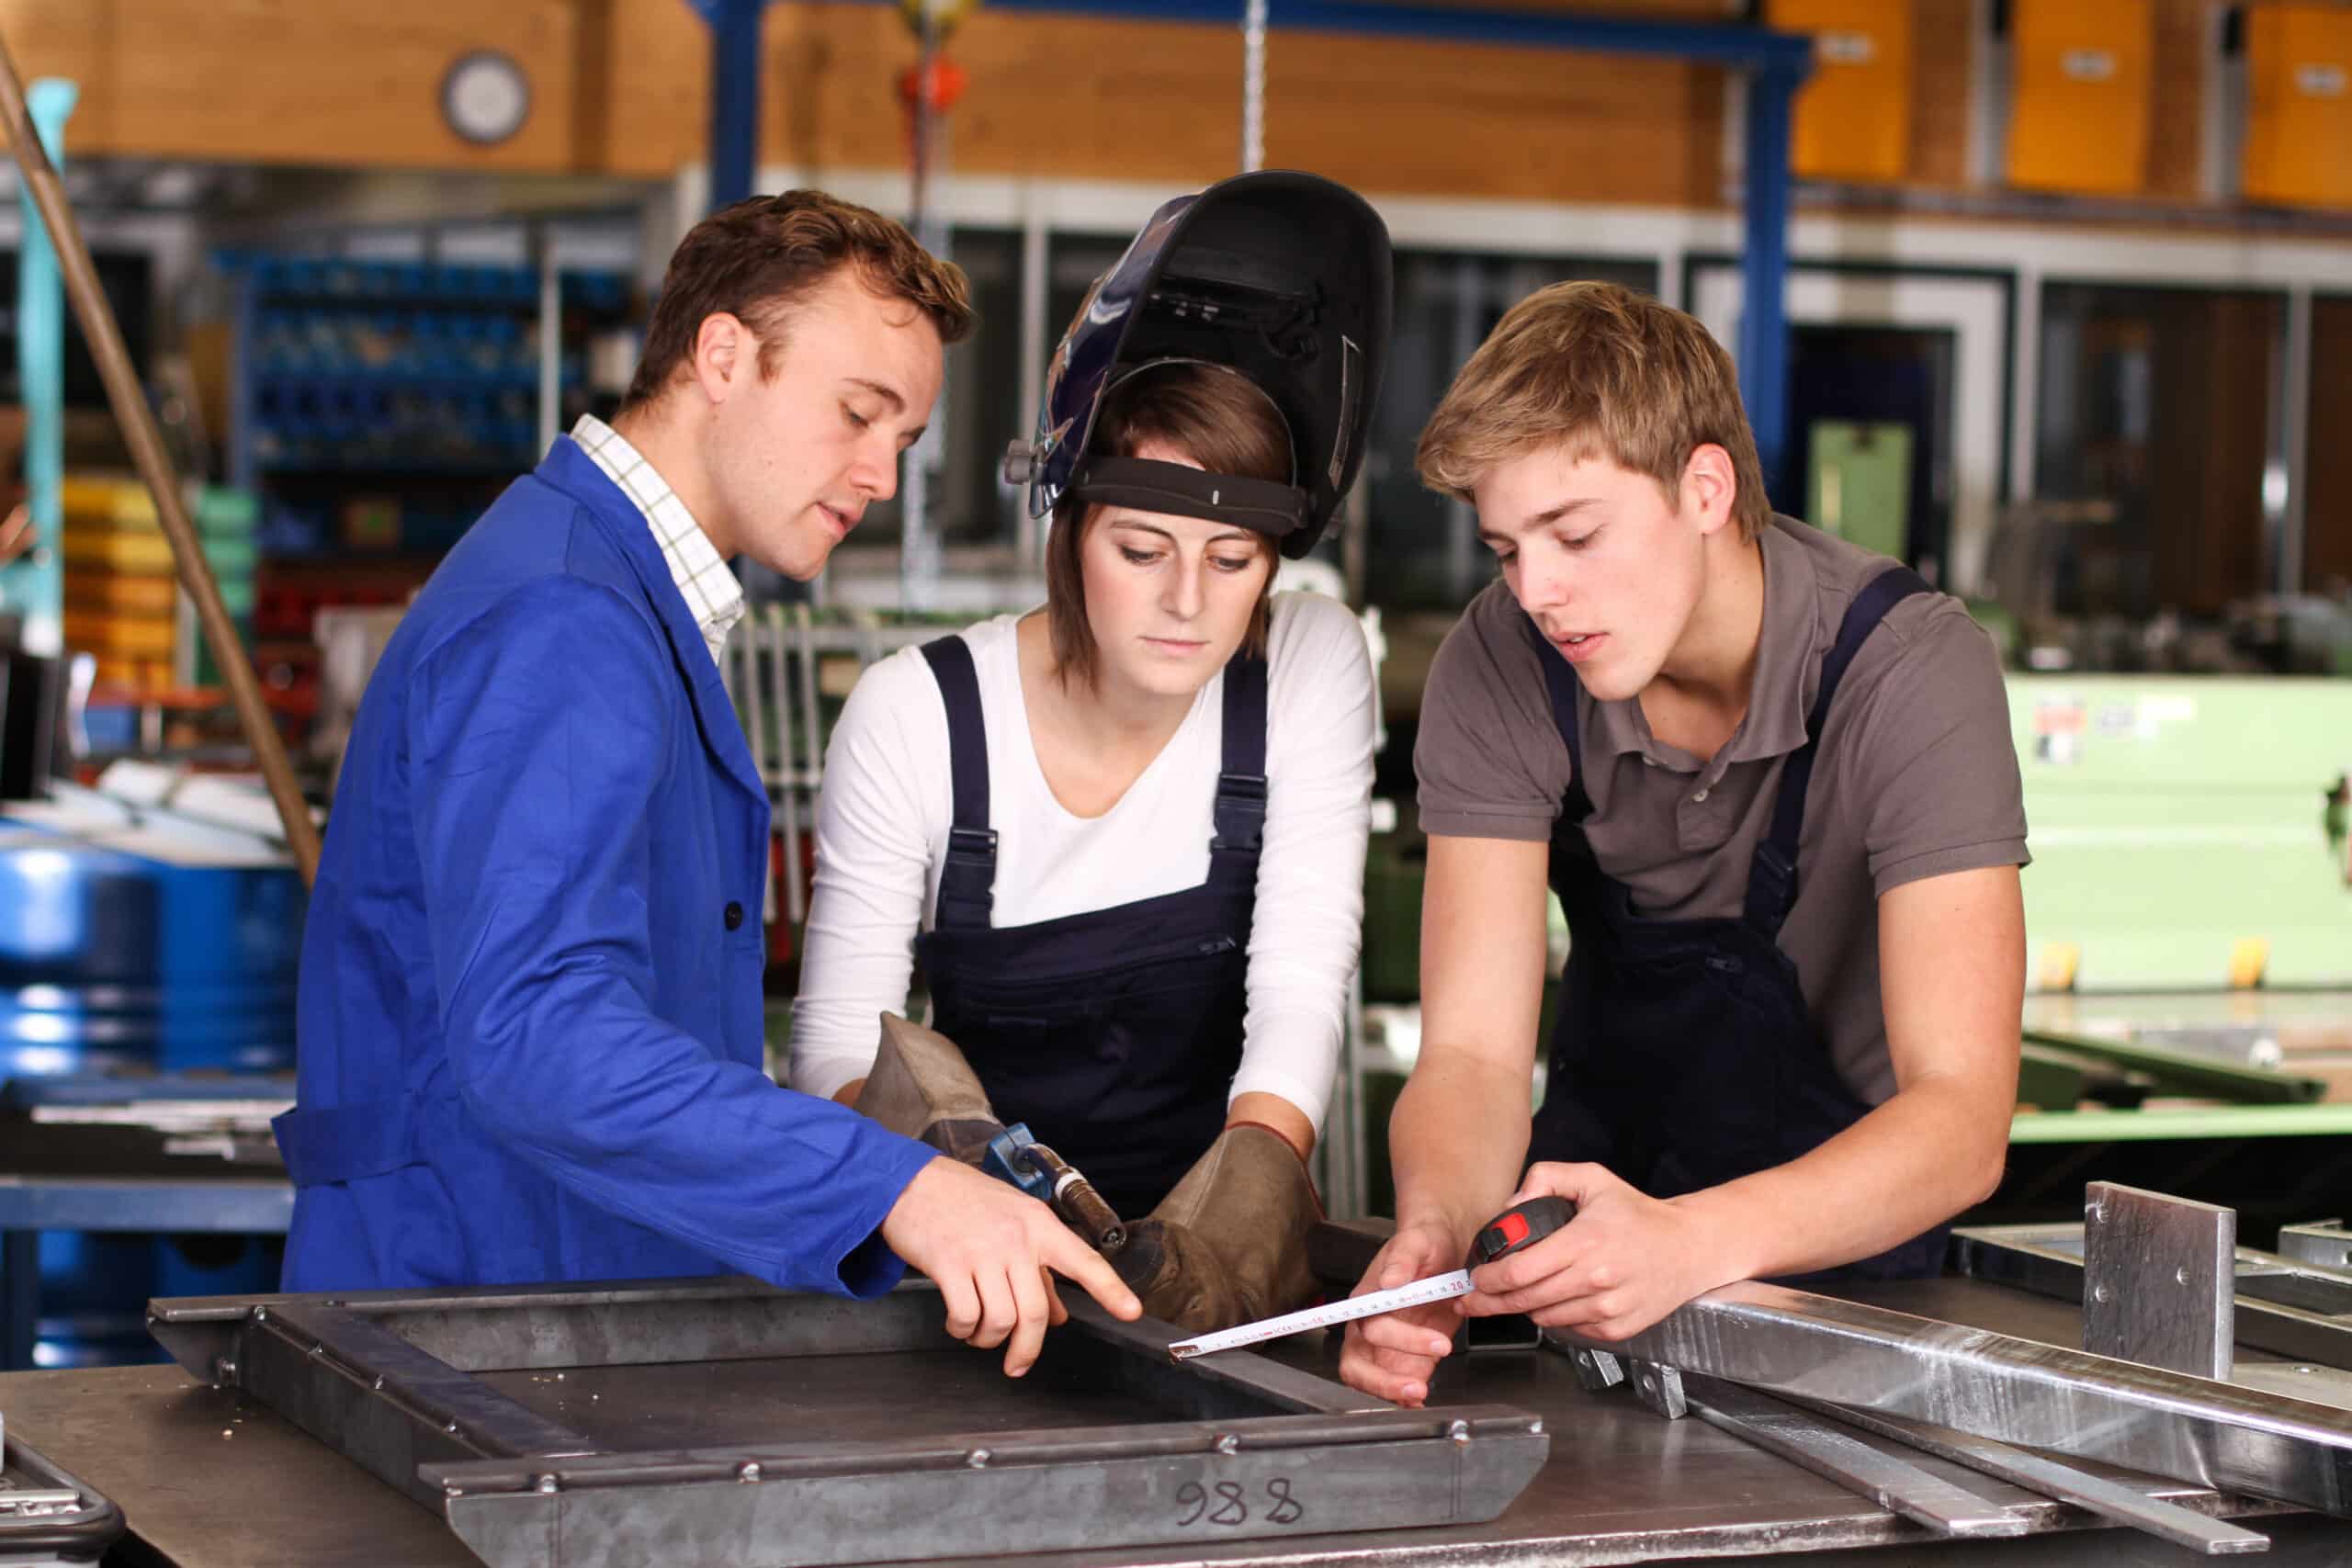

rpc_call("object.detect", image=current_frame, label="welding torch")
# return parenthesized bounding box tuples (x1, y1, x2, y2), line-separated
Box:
(980, 1123, 1128, 1257)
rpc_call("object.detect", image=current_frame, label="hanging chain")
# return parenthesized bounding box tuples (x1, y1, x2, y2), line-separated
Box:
(1241, 0, 1268, 173)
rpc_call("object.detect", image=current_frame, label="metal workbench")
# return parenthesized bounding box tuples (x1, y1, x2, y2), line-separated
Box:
(3, 1272, 2346, 1568)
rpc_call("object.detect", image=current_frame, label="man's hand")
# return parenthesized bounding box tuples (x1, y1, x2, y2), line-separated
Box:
(1457, 1163, 1746, 1342)
(880, 1156, 1142, 1377)
(1336, 1222, 1464, 1406)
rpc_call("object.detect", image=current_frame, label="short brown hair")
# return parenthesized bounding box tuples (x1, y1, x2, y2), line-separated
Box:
(1046, 362, 1287, 689)
(621, 189, 974, 412)
(1416, 281, 1770, 540)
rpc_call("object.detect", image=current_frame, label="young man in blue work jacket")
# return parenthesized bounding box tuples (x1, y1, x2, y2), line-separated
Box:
(274, 191, 1139, 1377)
(1340, 283, 2028, 1404)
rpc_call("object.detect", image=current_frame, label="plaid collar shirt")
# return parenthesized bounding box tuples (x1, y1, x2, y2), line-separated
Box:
(571, 414, 744, 668)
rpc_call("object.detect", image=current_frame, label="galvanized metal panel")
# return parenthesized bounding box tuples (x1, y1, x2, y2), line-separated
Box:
(2082, 1182, 2235, 1379)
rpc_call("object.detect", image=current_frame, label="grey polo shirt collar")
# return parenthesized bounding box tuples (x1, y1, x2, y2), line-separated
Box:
(1580, 524, 1822, 784)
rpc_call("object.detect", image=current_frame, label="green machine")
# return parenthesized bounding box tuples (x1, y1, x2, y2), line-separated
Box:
(1995, 673, 2352, 1239)
(2009, 673, 2352, 991)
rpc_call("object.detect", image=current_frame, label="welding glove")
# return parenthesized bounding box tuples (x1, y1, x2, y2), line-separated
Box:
(1114, 1122, 1322, 1334)
(859, 1013, 1003, 1166)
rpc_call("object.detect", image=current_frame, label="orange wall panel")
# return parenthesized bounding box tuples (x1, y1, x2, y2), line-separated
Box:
(2007, 0, 2155, 196)
(2244, 4, 2352, 209)
(1770, 0, 1915, 184)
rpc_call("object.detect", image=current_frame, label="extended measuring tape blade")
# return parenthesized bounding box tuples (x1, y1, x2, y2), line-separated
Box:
(1167, 1269, 1476, 1360)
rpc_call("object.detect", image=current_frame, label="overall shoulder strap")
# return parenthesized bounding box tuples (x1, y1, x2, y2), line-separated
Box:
(918, 636, 998, 930)
(1523, 616, 1593, 821)
(1211, 649, 1270, 859)
(1744, 566, 1933, 933)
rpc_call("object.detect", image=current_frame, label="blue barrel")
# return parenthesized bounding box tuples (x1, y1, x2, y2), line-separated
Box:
(0, 824, 302, 1365)
(0, 832, 300, 1076)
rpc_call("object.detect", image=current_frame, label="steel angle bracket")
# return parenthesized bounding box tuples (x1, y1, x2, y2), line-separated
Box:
(427, 1404, 1548, 1568)
(1550, 1280, 2352, 1516)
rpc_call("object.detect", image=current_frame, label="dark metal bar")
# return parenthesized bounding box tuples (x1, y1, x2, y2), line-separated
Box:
(0, 1176, 293, 1235)
(1780, 1394, 2273, 1554)
(0, 26, 322, 885)
(2, 1229, 36, 1373)
(1685, 1374, 2027, 1538)
(1062, 1294, 1379, 1416)
(235, 1303, 604, 1506)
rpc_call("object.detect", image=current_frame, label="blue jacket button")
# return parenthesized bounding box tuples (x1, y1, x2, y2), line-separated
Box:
(724, 902, 745, 931)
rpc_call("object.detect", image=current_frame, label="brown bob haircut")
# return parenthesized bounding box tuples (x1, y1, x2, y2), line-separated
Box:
(1416, 281, 1770, 540)
(1046, 361, 1289, 689)
(621, 190, 975, 412)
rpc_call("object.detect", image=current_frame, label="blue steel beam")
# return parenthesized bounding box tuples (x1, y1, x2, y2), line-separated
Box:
(1741, 61, 1804, 484)
(689, 0, 772, 212)
(889, 0, 1813, 489)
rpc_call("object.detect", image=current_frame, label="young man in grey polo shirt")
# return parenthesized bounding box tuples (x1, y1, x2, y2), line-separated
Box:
(1340, 282, 2027, 1406)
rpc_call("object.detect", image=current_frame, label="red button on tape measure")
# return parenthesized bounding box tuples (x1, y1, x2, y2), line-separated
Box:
(1468, 1195, 1576, 1269)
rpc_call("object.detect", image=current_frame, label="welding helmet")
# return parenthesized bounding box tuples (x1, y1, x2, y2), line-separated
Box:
(1001, 171, 1391, 560)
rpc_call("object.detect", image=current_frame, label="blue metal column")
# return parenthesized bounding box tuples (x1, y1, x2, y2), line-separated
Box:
(693, 0, 771, 211)
(1740, 61, 1804, 488)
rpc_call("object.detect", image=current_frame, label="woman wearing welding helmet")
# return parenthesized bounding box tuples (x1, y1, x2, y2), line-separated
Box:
(790, 172, 1390, 1333)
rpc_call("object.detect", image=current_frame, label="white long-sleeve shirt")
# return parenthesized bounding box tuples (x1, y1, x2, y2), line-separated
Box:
(789, 591, 1375, 1131)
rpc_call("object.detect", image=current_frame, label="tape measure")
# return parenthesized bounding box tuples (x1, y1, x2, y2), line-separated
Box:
(1166, 1195, 1575, 1360)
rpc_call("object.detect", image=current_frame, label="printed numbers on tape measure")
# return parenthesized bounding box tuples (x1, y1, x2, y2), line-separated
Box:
(1177, 1477, 1305, 1528)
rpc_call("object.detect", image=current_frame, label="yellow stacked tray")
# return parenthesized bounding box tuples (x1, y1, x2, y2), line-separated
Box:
(62, 475, 176, 687)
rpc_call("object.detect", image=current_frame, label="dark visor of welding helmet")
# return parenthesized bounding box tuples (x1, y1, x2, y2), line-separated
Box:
(1002, 170, 1392, 560)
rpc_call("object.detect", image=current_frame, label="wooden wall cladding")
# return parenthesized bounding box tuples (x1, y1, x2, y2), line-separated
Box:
(2, 0, 1733, 206)
(1908, 0, 1974, 187)
(2146, 0, 2211, 200)
(0, 0, 582, 171)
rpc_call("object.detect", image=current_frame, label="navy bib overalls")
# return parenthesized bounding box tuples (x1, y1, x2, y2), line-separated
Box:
(910, 637, 1268, 1219)
(1525, 567, 1946, 1282)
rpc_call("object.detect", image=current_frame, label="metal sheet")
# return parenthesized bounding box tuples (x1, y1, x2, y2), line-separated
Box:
(1558, 1280, 2352, 1514)
(2083, 1183, 2235, 1379)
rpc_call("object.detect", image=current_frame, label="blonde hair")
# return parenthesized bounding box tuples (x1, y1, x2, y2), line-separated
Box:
(1415, 281, 1770, 540)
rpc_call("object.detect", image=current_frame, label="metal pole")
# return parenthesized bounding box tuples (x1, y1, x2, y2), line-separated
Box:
(1240, 0, 1268, 173)
(706, 0, 763, 211)
(1739, 61, 1798, 493)
(2279, 286, 2312, 595)
(0, 28, 322, 885)
(537, 229, 561, 458)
